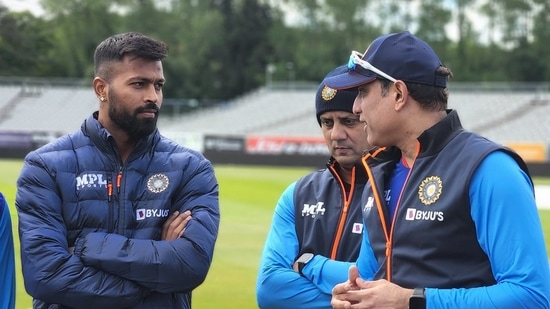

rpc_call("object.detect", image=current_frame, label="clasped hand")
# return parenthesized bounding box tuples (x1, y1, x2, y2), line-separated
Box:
(331, 265, 412, 309)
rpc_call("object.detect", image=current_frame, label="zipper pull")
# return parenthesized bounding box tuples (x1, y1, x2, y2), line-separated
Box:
(107, 175, 113, 202)
(116, 170, 122, 194)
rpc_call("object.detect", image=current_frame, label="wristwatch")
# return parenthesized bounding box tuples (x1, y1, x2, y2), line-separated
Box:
(295, 252, 314, 276)
(409, 287, 426, 309)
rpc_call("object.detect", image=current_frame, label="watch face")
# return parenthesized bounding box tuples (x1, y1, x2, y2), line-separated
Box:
(409, 296, 426, 309)
(409, 288, 426, 309)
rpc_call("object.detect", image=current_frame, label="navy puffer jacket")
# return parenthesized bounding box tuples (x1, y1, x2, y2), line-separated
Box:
(16, 113, 220, 309)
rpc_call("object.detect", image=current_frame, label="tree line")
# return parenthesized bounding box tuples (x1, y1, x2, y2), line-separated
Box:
(0, 0, 548, 101)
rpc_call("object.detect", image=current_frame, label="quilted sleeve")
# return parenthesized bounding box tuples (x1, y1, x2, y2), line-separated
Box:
(16, 152, 149, 308)
(75, 155, 220, 293)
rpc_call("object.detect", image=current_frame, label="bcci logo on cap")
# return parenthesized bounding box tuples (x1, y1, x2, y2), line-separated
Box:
(321, 85, 337, 101)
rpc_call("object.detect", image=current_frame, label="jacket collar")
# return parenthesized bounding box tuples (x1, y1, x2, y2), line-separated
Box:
(327, 157, 369, 184)
(81, 111, 160, 160)
(416, 109, 463, 157)
(364, 109, 464, 165)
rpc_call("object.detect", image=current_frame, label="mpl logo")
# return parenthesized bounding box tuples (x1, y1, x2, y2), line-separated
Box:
(136, 208, 170, 221)
(76, 173, 107, 190)
(363, 196, 374, 213)
(301, 202, 326, 218)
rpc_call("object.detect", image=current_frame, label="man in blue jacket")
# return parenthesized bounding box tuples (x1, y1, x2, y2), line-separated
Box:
(16, 32, 220, 309)
(327, 31, 550, 309)
(0, 192, 15, 309)
(256, 65, 373, 308)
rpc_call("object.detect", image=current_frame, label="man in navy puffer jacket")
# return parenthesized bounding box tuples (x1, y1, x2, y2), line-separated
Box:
(16, 32, 220, 309)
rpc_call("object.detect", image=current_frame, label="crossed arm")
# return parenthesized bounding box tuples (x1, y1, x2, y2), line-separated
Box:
(17, 154, 219, 308)
(256, 183, 353, 309)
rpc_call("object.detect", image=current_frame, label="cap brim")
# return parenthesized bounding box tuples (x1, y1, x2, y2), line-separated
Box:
(324, 70, 376, 90)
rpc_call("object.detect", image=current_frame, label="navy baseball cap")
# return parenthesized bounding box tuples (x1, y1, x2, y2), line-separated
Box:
(315, 65, 358, 125)
(325, 31, 447, 89)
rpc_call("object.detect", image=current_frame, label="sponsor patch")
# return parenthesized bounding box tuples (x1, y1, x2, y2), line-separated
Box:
(136, 208, 170, 221)
(352, 223, 363, 234)
(405, 208, 444, 221)
(76, 173, 107, 190)
(301, 202, 326, 218)
(363, 196, 374, 213)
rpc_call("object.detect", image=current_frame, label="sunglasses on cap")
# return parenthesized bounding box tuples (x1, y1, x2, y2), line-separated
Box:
(348, 50, 397, 83)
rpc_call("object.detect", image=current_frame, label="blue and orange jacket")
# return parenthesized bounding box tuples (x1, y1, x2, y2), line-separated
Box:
(256, 159, 368, 309)
(16, 113, 220, 309)
(356, 110, 550, 308)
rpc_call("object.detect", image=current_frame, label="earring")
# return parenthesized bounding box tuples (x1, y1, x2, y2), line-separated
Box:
(100, 96, 106, 102)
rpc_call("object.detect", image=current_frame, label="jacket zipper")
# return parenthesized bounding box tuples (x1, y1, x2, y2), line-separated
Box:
(361, 149, 393, 280)
(330, 165, 356, 260)
(107, 174, 114, 233)
(367, 144, 419, 282)
(106, 166, 123, 234)
(115, 166, 123, 234)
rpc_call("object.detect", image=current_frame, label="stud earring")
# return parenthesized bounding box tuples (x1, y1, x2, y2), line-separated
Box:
(100, 96, 106, 102)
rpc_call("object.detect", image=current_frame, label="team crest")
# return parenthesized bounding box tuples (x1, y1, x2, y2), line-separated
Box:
(417, 176, 442, 205)
(147, 173, 169, 193)
(321, 85, 337, 101)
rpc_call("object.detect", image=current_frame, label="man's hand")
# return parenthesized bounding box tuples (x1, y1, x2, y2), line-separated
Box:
(162, 210, 192, 241)
(331, 265, 361, 308)
(331, 265, 412, 309)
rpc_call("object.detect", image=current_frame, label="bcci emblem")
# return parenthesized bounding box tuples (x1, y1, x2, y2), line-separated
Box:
(321, 85, 337, 101)
(147, 173, 169, 193)
(417, 176, 442, 205)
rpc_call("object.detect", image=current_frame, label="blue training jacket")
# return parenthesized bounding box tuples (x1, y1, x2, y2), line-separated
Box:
(256, 161, 370, 309)
(16, 113, 220, 309)
(0, 193, 15, 309)
(356, 111, 550, 308)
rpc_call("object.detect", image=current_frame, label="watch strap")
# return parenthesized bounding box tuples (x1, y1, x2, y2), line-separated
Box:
(409, 287, 426, 309)
(412, 287, 425, 297)
(296, 253, 314, 276)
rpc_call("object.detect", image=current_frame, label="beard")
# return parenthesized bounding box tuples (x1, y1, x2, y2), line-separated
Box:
(108, 91, 159, 140)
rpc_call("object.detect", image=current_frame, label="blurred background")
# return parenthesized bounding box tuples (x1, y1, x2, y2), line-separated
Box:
(1, 0, 549, 172)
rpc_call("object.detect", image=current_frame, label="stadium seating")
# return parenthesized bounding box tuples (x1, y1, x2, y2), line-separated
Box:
(158, 88, 320, 136)
(0, 84, 549, 145)
(0, 86, 96, 133)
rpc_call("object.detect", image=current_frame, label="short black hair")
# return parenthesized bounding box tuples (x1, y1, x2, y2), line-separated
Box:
(94, 32, 168, 80)
(379, 66, 453, 112)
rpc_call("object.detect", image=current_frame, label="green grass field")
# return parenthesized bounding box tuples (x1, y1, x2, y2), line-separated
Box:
(1, 159, 549, 309)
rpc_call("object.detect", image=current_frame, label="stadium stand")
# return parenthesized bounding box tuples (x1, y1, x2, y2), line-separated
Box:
(158, 88, 321, 136)
(0, 86, 96, 133)
(0, 86, 24, 118)
(0, 83, 549, 144)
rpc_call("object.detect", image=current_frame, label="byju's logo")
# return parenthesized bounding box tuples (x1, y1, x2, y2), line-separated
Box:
(405, 208, 444, 221)
(301, 202, 326, 218)
(76, 173, 107, 190)
(352, 223, 363, 234)
(136, 208, 170, 221)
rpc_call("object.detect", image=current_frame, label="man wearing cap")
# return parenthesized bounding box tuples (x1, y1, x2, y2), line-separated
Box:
(256, 65, 373, 308)
(327, 31, 550, 309)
